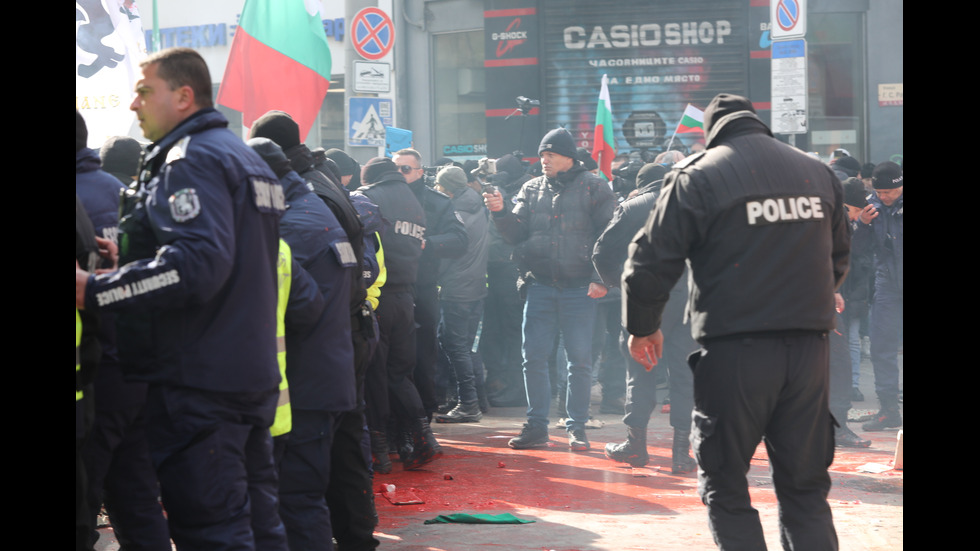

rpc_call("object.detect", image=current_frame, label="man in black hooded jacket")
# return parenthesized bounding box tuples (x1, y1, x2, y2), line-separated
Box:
(593, 162, 697, 474)
(623, 94, 849, 550)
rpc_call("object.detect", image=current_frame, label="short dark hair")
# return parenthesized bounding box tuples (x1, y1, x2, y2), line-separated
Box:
(140, 47, 213, 108)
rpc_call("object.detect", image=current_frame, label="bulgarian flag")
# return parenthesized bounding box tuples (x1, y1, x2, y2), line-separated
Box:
(591, 74, 616, 181)
(676, 104, 704, 134)
(217, 0, 332, 140)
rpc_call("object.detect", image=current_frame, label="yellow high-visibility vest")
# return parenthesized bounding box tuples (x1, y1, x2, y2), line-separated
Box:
(366, 234, 385, 311)
(76, 309, 83, 402)
(270, 239, 292, 437)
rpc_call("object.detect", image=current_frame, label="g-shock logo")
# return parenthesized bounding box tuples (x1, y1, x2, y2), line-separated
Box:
(495, 18, 526, 57)
(746, 196, 824, 226)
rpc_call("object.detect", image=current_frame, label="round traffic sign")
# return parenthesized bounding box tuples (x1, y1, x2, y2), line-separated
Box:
(352, 7, 394, 61)
(775, 0, 801, 32)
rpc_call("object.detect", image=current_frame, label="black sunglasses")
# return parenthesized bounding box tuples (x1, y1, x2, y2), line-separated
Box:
(398, 165, 419, 174)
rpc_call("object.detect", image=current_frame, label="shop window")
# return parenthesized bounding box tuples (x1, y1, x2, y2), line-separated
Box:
(806, 13, 866, 162)
(432, 30, 487, 161)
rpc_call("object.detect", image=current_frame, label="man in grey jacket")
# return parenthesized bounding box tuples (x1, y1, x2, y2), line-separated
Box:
(434, 166, 490, 422)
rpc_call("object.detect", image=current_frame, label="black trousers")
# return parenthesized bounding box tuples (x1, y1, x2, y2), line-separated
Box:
(622, 285, 695, 431)
(365, 289, 425, 431)
(828, 313, 853, 422)
(690, 333, 838, 551)
(82, 404, 170, 550)
(479, 262, 524, 391)
(414, 284, 440, 416)
(327, 410, 380, 551)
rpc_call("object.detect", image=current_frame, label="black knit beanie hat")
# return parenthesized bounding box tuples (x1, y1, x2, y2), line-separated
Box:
(842, 177, 868, 208)
(538, 128, 577, 160)
(872, 161, 903, 190)
(361, 157, 405, 185)
(249, 110, 300, 150)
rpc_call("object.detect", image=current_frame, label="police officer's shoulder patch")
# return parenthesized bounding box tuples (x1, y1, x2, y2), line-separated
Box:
(330, 239, 358, 268)
(169, 188, 201, 222)
(165, 136, 192, 165)
(250, 176, 286, 215)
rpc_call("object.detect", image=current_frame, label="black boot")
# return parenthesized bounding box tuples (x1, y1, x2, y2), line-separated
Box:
(397, 426, 414, 463)
(604, 425, 649, 467)
(386, 418, 401, 460)
(403, 417, 443, 470)
(437, 399, 458, 415)
(436, 401, 483, 423)
(370, 431, 392, 474)
(672, 429, 697, 474)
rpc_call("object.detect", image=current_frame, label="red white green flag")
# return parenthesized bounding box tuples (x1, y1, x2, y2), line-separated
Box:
(676, 104, 704, 134)
(217, 0, 332, 140)
(591, 74, 616, 181)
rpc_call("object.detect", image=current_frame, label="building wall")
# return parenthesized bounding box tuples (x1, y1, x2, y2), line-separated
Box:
(866, 0, 903, 165)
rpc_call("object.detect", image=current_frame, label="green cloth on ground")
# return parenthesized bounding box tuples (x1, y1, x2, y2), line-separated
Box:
(423, 513, 535, 525)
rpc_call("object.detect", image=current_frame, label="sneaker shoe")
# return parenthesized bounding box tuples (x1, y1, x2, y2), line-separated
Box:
(851, 387, 864, 402)
(436, 402, 483, 423)
(508, 423, 550, 449)
(835, 425, 872, 448)
(568, 428, 590, 451)
(862, 410, 902, 432)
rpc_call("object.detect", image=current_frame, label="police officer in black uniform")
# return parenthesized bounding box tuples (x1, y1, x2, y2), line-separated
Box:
(354, 157, 443, 471)
(623, 94, 850, 550)
(391, 148, 468, 420)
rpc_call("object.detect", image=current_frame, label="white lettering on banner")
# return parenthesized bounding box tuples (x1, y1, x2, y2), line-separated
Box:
(95, 269, 182, 307)
(663, 74, 701, 83)
(746, 197, 824, 225)
(587, 57, 703, 68)
(564, 21, 731, 49)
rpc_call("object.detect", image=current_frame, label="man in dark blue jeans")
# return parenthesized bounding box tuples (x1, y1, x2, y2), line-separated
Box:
(485, 128, 615, 451)
(434, 166, 490, 423)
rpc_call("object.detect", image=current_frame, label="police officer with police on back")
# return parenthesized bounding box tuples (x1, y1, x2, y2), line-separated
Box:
(623, 94, 850, 550)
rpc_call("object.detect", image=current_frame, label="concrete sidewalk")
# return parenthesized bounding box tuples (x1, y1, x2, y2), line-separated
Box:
(95, 355, 902, 550)
(373, 398, 902, 550)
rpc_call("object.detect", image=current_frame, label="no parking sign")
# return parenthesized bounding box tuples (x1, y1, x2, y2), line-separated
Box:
(352, 7, 394, 60)
(771, 0, 806, 40)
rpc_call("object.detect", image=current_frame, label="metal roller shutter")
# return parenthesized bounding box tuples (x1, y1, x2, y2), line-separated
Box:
(541, 0, 749, 156)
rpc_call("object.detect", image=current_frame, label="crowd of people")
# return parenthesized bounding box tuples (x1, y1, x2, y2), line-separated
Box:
(76, 47, 902, 551)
